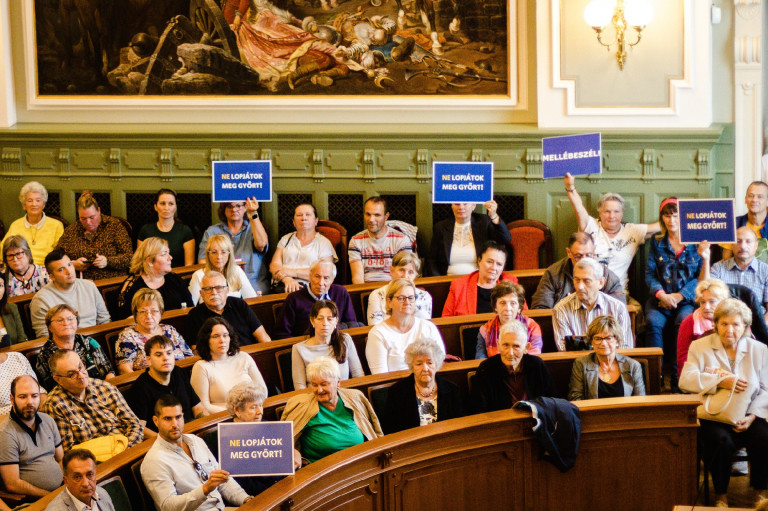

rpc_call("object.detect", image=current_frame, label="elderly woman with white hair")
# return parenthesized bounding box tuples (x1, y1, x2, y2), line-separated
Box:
(471, 319, 554, 413)
(676, 278, 730, 378)
(568, 315, 646, 401)
(281, 357, 383, 464)
(366, 278, 445, 374)
(679, 299, 768, 508)
(381, 339, 464, 434)
(226, 383, 302, 494)
(367, 251, 432, 325)
(1, 181, 64, 265)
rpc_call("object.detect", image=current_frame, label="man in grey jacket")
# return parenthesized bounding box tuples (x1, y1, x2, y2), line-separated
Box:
(46, 449, 115, 511)
(532, 232, 625, 309)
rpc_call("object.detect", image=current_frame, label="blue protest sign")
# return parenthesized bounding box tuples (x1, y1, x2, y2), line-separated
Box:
(542, 133, 602, 179)
(678, 198, 736, 244)
(212, 160, 272, 202)
(432, 162, 493, 204)
(218, 422, 294, 477)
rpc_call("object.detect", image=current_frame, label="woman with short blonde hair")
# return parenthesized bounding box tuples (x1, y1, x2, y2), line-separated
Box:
(188, 233, 256, 305)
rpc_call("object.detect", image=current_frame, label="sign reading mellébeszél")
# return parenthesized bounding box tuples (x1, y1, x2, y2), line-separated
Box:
(678, 198, 736, 244)
(212, 160, 272, 203)
(218, 422, 294, 477)
(432, 162, 493, 204)
(542, 133, 602, 179)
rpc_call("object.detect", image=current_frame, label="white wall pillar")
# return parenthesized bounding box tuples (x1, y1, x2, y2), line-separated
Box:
(734, 0, 762, 211)
(0, 0, 16, 128)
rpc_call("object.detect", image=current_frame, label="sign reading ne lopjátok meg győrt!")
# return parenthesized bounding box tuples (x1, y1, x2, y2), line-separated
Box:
(678, 198, 736, 244)
(542, 133, 602, 179)
(218, 422, 294, 477)
(432, 162, 494, 204)
(212, 160, 272, 203)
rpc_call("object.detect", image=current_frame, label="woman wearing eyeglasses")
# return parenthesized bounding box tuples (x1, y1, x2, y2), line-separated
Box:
(198, 199, 270, 294)
(34, 304, 114, 390)
(115, 289, 193, 374)
(188, 234, 257, 305)
(568, 315, 646, 401)
(365, 279, 446, 375)
(3, 235, 50, 297)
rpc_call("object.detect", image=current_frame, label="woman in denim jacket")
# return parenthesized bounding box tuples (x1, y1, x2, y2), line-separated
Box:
(645, 197, 707, 384)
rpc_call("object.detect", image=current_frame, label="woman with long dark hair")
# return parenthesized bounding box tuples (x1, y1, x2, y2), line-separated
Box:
(137, 188, 195, 267)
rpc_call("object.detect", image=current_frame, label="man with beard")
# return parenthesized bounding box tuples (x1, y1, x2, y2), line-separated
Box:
(0, 375, 63, 498)
(710, 226, 768, 320)
(141, 395, 253, 511)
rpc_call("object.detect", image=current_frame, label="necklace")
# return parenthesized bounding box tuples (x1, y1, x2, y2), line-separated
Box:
(598, 360, 614, 382)
(416, 384, 435, 398)
(11, 265, 33, 287)
(157, 220, 174, 233)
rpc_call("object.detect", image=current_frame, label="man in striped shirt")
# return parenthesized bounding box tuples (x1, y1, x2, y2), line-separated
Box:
(348, 197, 412, 283)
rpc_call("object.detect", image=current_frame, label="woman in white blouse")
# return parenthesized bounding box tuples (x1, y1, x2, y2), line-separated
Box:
(190, 317, 267, 414)
(188, 234, 257, 305)
(366, 279, 446, 374)
(269, 203, 337, 293)
(367, 251, 432, 325)
(291, 300, 364, 390)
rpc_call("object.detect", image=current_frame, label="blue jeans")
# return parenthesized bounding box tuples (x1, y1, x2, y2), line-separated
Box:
(645, 297, 694, 373)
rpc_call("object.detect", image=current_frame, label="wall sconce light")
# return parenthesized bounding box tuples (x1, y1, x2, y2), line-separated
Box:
(583, 0, 653, 70)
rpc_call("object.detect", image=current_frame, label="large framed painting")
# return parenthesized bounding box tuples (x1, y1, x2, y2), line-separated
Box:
(28, 0, 517, 100)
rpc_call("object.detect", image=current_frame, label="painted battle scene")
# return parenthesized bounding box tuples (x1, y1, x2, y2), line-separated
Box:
(34, 0, 510, 96)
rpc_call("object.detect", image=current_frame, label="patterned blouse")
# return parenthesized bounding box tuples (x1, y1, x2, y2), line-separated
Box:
(115, 323, 193, 371)
(7, 265, 50, 296)
(35, 334, 114, 390)
(55, 214, 133, 280)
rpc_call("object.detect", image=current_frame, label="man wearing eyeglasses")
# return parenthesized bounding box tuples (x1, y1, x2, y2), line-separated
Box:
(142, 395, 252, 511)
(531, 232, 625, 309)
(187, 271, 271, 346)
(39, 350, 142, 453)
(198, 199, 270, 294)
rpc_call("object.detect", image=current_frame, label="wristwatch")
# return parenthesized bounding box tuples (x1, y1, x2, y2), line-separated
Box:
(251, 212, 259, 220)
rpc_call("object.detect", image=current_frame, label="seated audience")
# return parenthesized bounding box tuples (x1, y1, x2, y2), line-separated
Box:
(0, 375, 61, 498)
(0, 274, 26, 348)
(292, 300, 364, 390)
(117, 237, 193, 319)
(531, 231, 625, 309)
(1, 181, 64, 266)
(471, 320, 555, 413)
(226, 383, 302, 496)
(30, 249, 110, 338)
(46, 449, 115, 511)
(35, 304, 114, 390)
(645, 197, 705, 383)
(125, 335, 206, 437)
(55, 192, 132, 280)
(708, 226, 768, 318)
(367, 251, 432, 325)
(198, 198, 270, 294)
(269, 203, 337, 293)
(477, 281, 542, 358)
(3, 235, 49, 297)
(568, 316, 646, 400)
(552, 258, 633, 351)
(426, 201, 511, 276)
(0, 354, 44, 415)
(142, 395, 253, 511)
(115, 289, 193, 374)
(676, 279, 730, 378)
(679, 298, 768, 508)
(366, 279, 445, 374)
(442, 241, 519, 317)
(40, 349, 142, 451)
(349, 196, 412, 284)
(565, 172, 660, 301)
(188, 234, 257, 305)
(187, 271, 271, 345)
(382, 340, 464, 434)
(282, 357, 383, 463)
(275, 259, 359, 339)
(191, 317, 268, 414)
(137, 188, 195, 267)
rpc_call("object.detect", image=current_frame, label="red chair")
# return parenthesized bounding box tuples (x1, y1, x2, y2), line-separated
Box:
(317, 219, 348, 284)
(506, 219, 553, 270)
